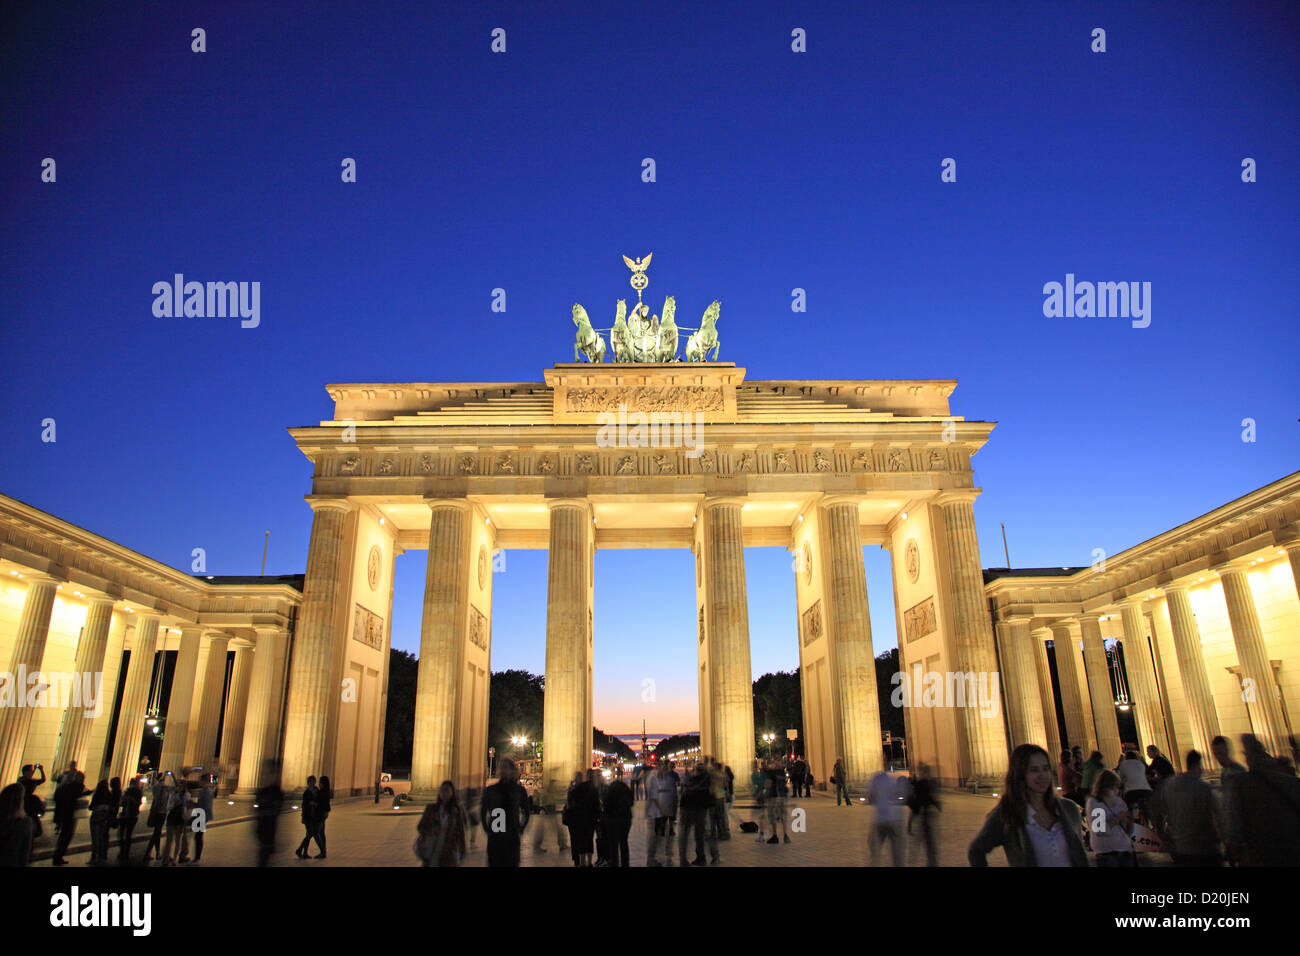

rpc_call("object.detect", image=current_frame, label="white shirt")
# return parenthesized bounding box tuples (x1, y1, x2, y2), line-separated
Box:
(1024, 808, 1071, 866)
(1117, 758, 1151, 792)
(1085, 794, 1132, 854)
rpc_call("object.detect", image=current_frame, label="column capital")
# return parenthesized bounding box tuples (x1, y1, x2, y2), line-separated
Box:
(545, 497, 592, 515)
(424, 496, 473, 513)
(702, 495, 747, 511)
(820, 494, 864, 511)
(935, 488, 982, 507)
(18, 570, 63, 587)
(305, 495, 358, 514)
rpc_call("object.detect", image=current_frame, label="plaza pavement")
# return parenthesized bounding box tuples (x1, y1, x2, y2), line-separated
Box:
(39, 788, 1043, 868)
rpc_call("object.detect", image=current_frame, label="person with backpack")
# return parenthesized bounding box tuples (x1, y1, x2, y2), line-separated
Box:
(832, 757, 851, 806)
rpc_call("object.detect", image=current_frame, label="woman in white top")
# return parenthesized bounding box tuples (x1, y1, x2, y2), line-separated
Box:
(1085, 770, 1135, 866)
(1116, 750, 1153, 817)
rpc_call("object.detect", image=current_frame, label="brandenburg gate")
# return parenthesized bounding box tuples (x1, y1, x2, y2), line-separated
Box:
(280, 259, 1010, 797)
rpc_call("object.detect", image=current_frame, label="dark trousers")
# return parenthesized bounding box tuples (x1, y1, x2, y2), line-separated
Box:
(487, 833, 521, 867)
(118, 819, 137, 862)
(835, 781, 850, 805)
(678, 806, 716, 863)
(192, 830, 204, 861)
(144, 819, 164, 858)
(256, 819, 277, 867)
(54, 818, 76, 861)
(710, 797, 729, 839)
(297, 822, 317, 854)
(313, 819, 326, 854)
(605, 817, 632, 866)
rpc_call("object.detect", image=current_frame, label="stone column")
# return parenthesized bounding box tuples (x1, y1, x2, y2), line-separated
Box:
(1049, 622, 1090, 752)
(281, 499, 356, 790)
(235, 627, 287, 794)
(818, 497, 883, 786)
(50, 597, 116, 777)
(936, 493, 1009, 783)
(541, 499, 593, 802)
(159, 626, 203, 773)
(1080, 615, 1122, 761)
(1163, 585, 1221, 758)
(1118, 603, 1169, 758)
(412, 499, 473, 796)
(995, 618, 1046, 749)
(110, 614, 161, 781)
(0, 573, 61, 784)
(1220, 568, 1288, 757)
(219, 647, 254, 786)
(1032, 632, 1062, 761)
(191, 634, 230, 769)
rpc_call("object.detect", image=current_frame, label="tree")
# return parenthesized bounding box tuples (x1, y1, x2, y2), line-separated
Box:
(875, 648, 905, 740)
(488, 669, 545, 756)
(594, 728, 635, 760)
(753, 670, 802, 756)
(653, 733, 701, 760)
(382, 649, 418, 770)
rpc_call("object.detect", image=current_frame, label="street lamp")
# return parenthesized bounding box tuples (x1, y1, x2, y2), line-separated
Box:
(762, 732, 776, 758)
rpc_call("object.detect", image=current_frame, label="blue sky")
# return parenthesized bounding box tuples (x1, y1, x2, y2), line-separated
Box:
(3, 1, 1297, 734)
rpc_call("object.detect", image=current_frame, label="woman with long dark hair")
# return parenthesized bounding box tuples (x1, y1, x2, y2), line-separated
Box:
(968, 744, 1089, 867)
(87, 779, 114, 865)
(414, 781, 468, 867)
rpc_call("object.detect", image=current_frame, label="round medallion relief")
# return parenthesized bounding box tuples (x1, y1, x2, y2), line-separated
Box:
(366, 545, 382, 592)
(905, 539, 920, 584)
(477, 545, 488, 590)
(802, 541, 813, 585)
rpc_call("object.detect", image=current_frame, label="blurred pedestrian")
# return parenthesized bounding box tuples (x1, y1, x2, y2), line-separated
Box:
(907, 763, 941, 866)
(764, 759, 790, 845)
(868, 770, 907, 865)
(1058, 750, 1083, 805)
(1222, 735, 1300, 866)
(0, 783, 34, 866)
(1158, 750, 1221, 866)
(645, 760, 675, 866)
(481, 756, 530, 867)
(253, 760, 284, 867)
(312, 775, 331, 859)
(51, 769, 86, 865)
(563, 770, 600, 867)
(679, 761, 719, 865)
(602, 771, 633, 867)
(191, 775, 214, 862)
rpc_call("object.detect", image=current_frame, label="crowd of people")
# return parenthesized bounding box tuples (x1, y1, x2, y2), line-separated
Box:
(969, 734, 1300, 866)
(0, 760, 219, 867)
